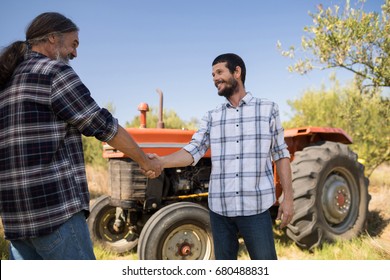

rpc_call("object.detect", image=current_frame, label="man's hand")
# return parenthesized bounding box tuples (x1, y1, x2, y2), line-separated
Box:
(142, 149, 194, 177)
(141, 153, 163, 179)
(107, 125, 164, 179)
(276, 194, 294, 229)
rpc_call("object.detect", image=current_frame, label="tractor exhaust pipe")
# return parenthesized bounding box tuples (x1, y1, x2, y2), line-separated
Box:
(156, 88, 165, 129)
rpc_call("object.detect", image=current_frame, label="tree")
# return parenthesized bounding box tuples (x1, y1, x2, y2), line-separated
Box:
(125, 106, 199, 130)
(82, 135, 108, 167)
(283, 76, 390, 177)
(278, 0, 390, 88)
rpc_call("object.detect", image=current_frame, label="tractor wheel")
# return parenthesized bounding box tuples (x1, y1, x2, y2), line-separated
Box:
(137, 202, 214, 260)
(87, 195, 138, 253)
(287, 141, 370, 250)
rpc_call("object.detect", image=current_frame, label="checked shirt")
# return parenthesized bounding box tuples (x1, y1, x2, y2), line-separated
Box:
(184, 93, 290, 217)
(0, 51, 118, 239)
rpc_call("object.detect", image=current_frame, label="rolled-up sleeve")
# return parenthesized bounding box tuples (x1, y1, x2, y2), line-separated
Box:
(270, 103, 290, 161)
(51, 66, 118, 142)
(183, 112, 211, 165)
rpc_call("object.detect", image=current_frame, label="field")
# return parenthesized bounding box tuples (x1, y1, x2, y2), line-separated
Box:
(0, 164, 389, 260)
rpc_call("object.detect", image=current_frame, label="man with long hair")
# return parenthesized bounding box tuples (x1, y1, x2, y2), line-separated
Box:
(0, 12, 161, 260)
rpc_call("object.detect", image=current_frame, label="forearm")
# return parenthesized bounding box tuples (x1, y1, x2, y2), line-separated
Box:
(275, 157, 294, 227)
(160, 149, 194, 168)
(107, 125, 149, 169)
(275, 157, 293, 200)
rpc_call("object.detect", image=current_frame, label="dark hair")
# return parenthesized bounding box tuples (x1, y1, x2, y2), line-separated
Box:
(0, 12, 79, 88)
(212, 53, 246, 85)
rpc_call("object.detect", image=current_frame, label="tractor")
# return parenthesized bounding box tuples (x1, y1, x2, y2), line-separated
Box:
(87, 91, 370, 259)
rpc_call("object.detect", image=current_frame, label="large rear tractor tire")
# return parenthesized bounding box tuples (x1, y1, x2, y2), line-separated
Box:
(87, 195, 138, 253)
(137, 202, 214, 260)
(287, 141, 370, 250)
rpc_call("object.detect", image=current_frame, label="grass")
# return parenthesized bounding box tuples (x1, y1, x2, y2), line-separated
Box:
(0, 233, 9, 259)
(1, 163, 389, 260)
(93, 244, 138, 260)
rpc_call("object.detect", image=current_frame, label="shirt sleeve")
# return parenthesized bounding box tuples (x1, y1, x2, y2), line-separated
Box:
(270, 102, 290, 161)
(183, 111, 211, 166)
(50, 65, 118, 142)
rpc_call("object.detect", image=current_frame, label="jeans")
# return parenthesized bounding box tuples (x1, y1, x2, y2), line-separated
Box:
(209, 210, 277, 260)
(9, 211, 96, 260)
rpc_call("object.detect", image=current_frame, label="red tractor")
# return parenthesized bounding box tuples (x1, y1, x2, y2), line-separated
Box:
(87, 92, 369, 259)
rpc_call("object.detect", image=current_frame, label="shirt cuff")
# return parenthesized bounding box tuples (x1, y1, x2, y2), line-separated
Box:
(272, 144, 290, 161)
(183, 143, 202, 166)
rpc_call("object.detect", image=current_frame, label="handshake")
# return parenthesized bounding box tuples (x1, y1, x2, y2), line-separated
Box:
(139, 149, 193, 179)
(141, 153, 164, 179)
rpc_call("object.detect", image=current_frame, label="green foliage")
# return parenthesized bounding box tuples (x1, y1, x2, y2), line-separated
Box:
(0, 235, 9, 260)
(278, 0, 390, 88)
(125, 106, 199, 130)
(284, 76, 390, 176)
(278, 0, 389, 176)
(82, 136, 107, 168)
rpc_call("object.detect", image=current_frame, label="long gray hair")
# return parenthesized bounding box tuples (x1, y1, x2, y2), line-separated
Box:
(0, 12, 79, 89)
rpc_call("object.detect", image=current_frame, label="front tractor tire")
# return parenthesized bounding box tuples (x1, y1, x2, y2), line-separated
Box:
(287, 141, 369, 250)
(87, 195, 138, 253)
(137, 202, 214, 260)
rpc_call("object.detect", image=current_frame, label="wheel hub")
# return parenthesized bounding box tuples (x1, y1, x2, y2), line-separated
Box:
(336, 191, 346, 207)
(177, 241, 193, 256)
(321, 174, 351, 225)
(162, 226, 207, 260)
(101, 212, 133, 241)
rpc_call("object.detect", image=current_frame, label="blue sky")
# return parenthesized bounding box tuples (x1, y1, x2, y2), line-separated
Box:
(0, 0, 383, 125)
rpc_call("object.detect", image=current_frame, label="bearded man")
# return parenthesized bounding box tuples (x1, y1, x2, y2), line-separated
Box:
(149, 53, 294, 260)
(0, 12, 161, 260)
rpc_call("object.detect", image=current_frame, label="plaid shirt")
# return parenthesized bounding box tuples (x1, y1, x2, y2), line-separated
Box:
(184, 93, 290, 217)
(0, 51, 118, 240)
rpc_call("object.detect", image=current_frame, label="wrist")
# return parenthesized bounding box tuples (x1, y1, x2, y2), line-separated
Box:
(160, 156, 168, 169)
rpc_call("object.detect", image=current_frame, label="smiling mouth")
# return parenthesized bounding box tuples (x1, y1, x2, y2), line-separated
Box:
(215, 80, 224, 89)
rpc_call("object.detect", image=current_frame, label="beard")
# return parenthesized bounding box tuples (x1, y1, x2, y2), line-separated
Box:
(54, 42, 73, 65)
(55, 50, 70, 64)
(216, 76, 238, 99)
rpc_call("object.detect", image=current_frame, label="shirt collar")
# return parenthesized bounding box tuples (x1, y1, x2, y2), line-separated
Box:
(24, 49, 48, 60)
(225, 92, 253, 108)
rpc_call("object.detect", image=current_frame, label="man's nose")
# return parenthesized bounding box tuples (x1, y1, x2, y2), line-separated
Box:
(71, 49, 77, 59)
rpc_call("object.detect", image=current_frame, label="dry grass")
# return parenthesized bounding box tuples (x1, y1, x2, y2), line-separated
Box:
(86, 164, 109, 199)
(365, 164, 390, 255)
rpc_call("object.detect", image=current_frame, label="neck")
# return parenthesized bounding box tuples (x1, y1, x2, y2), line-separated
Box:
(227, 86, 246, 107)
(31, 42, 56, 60)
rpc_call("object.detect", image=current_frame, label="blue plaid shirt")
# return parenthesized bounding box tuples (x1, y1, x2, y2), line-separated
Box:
(0, 51, 118, 239)
(184, 93, 290, 217)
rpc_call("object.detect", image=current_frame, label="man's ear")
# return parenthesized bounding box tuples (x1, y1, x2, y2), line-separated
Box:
(234, 66, 242, 80)
(47, 33, 57, 44)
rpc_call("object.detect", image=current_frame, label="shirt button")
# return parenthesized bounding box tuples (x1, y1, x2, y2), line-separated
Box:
(236, 124, 239, 127)
(236, 140, 239, 143)
(236, 192, 239, 194)
(236, 156, 239, 159)
(236, 174, 239, 176)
